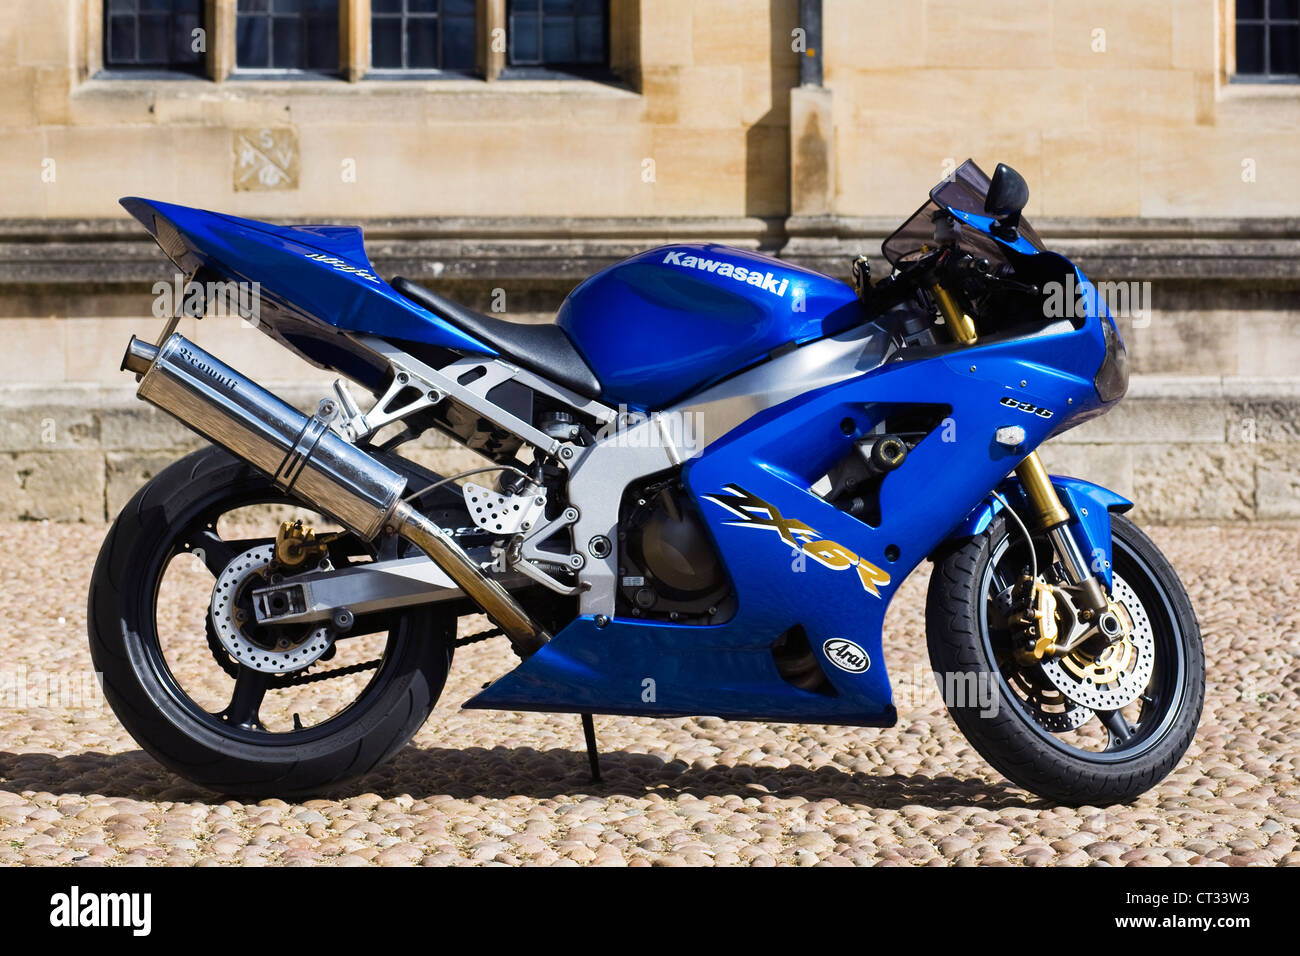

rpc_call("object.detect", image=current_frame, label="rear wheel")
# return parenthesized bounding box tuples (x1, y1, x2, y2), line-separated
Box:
(88, 445, 455, 797)
(926, 513, 1203, 805)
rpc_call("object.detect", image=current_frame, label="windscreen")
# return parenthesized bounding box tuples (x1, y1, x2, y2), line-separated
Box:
(882, 159, 1044, 267)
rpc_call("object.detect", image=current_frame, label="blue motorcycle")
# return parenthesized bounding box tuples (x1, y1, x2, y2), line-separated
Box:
(90, 160, 1202, 804)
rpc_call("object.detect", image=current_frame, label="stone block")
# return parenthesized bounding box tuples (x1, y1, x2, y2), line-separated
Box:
(1132, 444, 1255, 521)
(1, 451, 104, 522)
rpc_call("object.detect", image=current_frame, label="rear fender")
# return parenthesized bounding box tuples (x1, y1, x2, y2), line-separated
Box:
(945, 475, 1133, 589)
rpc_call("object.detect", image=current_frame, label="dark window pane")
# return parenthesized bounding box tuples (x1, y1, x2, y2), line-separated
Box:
(1238, 0, 1265, 18)
(175, 13, 202, 63)
(272, 0, 303, 12)
(304, 16, 338, 70)
(372, 19, 402, 67)
(139, 14, 169, 63)
(237, 16, 270, 67)
(576, 14, 602, 62)
(511, 13, 540, 63)
(109, 15, 137, 61)
(373, 0, 401, 12)
(1237, 23, 1266, 73)
(410, 0, 441, 13)
(445, 0, 476, 15)
(543, 0, 575, 13)
(407, 17, 439, 68)
(272, 16, 303, 66)
(1270, 24, 1299, 73)
(1269, 0, 1298, 18)
(141, 0, 172, 11)
(108, 0, 135, 13)
(443, 14, 476, 69)
(241, 0, 271, 12)
(542, 19, 575, 61)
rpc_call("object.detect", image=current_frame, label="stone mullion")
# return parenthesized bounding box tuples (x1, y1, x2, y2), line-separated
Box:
(342, 0, 370, 82)
(480, 0, 505, 81)
(208, 0, 236, 82)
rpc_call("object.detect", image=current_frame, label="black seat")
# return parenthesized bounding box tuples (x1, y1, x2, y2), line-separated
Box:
(392, 276, 602, 399)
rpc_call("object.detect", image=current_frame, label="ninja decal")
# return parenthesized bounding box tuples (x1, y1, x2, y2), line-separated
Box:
(704, 484, 891, 598)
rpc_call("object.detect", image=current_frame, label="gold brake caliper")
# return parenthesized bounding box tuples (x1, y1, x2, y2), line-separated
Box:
(1010, 575, 1060, 664)
(274, 519, 334, 568)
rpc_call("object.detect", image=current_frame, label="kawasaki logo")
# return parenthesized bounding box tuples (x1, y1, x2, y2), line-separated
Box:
(662, 251, 790, 297)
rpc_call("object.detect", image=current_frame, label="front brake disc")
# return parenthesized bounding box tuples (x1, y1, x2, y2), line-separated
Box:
(1039, 573, 1155, 712)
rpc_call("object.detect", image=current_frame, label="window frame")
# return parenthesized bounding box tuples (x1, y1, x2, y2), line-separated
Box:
(1232, 0, 1300, 84)
(367, 0, 479, 77)
(99, 0, 209, 77)
(501, 0, 612, 81)
(86, 0, 633, 85)
(231, 0, 344, 79)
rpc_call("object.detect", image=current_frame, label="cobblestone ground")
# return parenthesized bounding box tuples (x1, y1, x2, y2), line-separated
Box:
(0, 521, 1295, 866)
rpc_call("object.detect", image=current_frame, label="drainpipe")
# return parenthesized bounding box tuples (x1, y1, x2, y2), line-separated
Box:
(789, 0, 835, 223)
(799, 0, 823, 88)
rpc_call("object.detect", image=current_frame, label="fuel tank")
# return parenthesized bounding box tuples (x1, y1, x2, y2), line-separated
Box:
(556, 244, 861, 409)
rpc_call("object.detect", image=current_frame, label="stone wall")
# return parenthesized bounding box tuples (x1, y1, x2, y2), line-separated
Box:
(1, 1, 1296, 522)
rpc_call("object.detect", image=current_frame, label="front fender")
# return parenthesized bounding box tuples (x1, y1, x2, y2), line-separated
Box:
(945, 475, 1133, 589)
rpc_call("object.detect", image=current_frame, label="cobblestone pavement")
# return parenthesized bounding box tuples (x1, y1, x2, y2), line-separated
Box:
(0, 521, 1295, 866)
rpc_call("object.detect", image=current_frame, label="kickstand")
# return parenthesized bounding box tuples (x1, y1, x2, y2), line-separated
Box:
(580, 713, 602, 784)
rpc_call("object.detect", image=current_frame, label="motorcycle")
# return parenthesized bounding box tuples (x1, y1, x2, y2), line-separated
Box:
(89, 160, 1202, 804)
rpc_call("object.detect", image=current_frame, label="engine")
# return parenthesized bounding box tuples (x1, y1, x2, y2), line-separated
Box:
(617, 476, 734, 625)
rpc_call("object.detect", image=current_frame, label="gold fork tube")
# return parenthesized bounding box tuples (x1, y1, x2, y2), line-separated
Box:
(931, 281, 1071, 532)
(1014, 451, 1071, 530)
(930, 283, 978, 344)
(931, 282, 1107, 608)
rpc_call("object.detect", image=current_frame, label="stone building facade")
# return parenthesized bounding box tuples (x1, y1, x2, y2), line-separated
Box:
(1, 0, 1297, 521)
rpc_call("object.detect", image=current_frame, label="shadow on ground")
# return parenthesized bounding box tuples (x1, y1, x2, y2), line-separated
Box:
(0, 746, 1041, 811)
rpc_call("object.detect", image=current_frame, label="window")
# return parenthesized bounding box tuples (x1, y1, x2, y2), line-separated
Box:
(371, 0, 476, 73)
(507, 0, 607, 73)
(1236, 0, 1300, 80)
(236, 0, 340, 73)
(104, 0, 206, 73)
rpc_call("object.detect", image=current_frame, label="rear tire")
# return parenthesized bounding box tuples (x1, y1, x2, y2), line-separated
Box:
(926, 513, 1203, 805)
(88, 445, 454, 797)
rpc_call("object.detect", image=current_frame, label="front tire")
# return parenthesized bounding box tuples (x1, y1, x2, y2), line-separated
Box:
(926, 513, 1203, 805)
(88, 445, 454, 797)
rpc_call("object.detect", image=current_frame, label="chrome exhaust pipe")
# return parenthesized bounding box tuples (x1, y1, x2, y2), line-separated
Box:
(122, 332, 549, 656)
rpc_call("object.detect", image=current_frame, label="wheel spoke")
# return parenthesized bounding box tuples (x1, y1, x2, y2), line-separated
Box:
(219, 667, 269, 730)
(185, 526, 261, 577)
(1098, 708, 1135, 748)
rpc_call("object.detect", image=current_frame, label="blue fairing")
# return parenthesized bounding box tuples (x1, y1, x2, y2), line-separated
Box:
(469, 279, 1121, 723)
(948, 477, 1134, 589)
(556, 244, 862, 410)
(120, 197, 494, 388)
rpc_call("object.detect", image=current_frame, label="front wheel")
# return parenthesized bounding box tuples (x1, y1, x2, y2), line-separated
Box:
(926, 512, 1203, 805)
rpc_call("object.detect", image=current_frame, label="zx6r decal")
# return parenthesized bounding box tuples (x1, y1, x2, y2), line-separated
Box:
(705, 484, 891, 598)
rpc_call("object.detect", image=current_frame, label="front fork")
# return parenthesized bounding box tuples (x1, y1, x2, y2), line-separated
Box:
(931, 282, 1108, 615)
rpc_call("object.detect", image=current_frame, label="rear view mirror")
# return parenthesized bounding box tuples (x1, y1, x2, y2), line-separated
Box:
(985, 163, 1028, 240)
